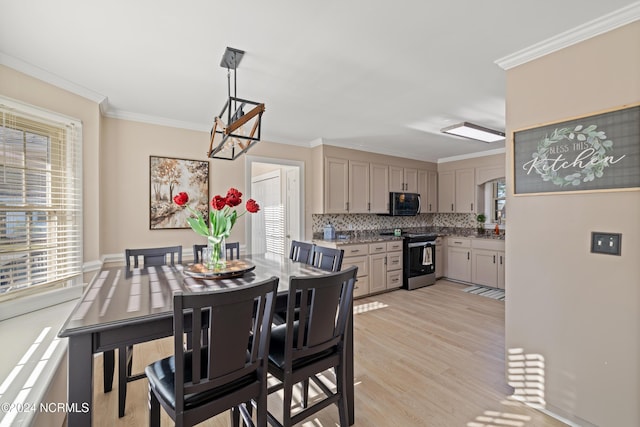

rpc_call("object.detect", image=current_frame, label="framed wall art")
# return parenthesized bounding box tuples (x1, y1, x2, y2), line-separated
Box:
(149, 156, 209, 229)
(512, 104, 640, 195)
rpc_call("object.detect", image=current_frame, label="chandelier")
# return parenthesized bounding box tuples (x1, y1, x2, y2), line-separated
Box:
(208, 47, 265, 160)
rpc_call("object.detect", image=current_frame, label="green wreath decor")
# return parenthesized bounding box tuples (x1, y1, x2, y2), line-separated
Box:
(531, 124, 613, 186)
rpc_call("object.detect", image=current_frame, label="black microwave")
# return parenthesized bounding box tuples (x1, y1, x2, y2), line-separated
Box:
(387, 192, 421, 216)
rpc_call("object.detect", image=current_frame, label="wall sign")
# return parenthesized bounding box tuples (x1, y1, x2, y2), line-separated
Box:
(513, 104, 640, 195)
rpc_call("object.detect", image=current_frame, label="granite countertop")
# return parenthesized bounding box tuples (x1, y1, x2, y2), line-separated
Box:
(314, 227, 505, 245)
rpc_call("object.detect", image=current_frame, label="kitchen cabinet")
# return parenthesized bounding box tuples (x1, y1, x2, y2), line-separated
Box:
(418, 169, 438, 213)
(341, 244, 370, 298)
(446, 237, 471, 282)
(390, 166, 418, 193)
(455, 168, 476, 213)
(438, 171, 455, 212)
(437, 168, 475, 213)
(471, 239, 505, 288)
(324, 157, 349, 213)
(369, 241, 403, 294)
(434, 236, 444, 279)
(369, 163, 389, 213)
(348, 160, 370, 213)
(386, 241, 403, 290)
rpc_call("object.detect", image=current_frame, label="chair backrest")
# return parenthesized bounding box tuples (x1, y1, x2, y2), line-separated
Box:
(309, 245, 344, 272)
(193, 242, 240, 263)
(125, 245, 182, 268)
(173, 277, 279, 411)
(283, 266, 357, 366)
(289, 240, 314, 264)
(226, 241, 240, 260)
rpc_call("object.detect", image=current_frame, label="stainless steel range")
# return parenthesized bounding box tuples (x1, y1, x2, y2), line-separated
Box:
(402, 232, 438, 290)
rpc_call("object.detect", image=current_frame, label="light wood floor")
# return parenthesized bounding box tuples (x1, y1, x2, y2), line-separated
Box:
(91, 280, 567, 426)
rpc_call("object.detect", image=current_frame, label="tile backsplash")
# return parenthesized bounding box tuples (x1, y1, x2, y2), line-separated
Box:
(312, 213, 477, 232)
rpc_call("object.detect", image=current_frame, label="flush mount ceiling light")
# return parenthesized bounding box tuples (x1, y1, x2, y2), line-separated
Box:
(208, 47, 265, 160)
(441, 122, 505, 143)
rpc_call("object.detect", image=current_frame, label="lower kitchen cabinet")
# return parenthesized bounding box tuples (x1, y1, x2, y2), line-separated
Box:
(321, 239, 403, 298)
(446, 237, 471, 283)
(446, 237, 505, 288)
(369, 252, 387, 294)
(435, 236, 444, 279)
(471, 239, 505, 288)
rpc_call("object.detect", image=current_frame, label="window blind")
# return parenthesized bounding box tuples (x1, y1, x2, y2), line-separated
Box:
(0, 99, 83, 298)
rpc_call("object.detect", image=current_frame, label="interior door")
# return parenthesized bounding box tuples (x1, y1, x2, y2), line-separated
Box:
(285, 168, 300, 253)
(251, 171, 284, 255)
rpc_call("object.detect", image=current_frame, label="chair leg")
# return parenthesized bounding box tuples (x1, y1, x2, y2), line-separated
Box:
(301, 379, 309, 408)
(103, 350, 115, 393)
(148, 387, 160, 427)
(230, 406, 240, 427)
(256, 392, 267, 427)
(282, 379, 294, 427)
(336, 362, 348, 427)
(118, 346, 128, 417)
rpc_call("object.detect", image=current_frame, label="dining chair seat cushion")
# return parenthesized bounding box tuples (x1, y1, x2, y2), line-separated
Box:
(268, 322, 337, 370)
(145, 348, 255, 410)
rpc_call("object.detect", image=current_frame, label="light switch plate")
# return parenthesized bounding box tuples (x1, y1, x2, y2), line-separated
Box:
(591, 232, 622, 256)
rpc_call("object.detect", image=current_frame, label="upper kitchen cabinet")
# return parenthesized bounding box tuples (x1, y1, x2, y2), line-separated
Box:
(389, 166, 418, 193)
(418, 169, 438, 213)
(348, 160, 370, 213)
(324, 157, 349, 213)
(369, 163, 389, 213)
(438, 168, 476, 213)
(455, 168, 475, 213)
(438, 171, 455, 212)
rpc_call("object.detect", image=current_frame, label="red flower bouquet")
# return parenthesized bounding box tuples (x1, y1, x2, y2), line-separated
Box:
(174, 188, 260, 268)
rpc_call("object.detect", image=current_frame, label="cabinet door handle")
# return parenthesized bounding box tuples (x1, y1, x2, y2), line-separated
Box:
(500, 255, 503, 265)
(467, 252, 470, 260)
(346, 202, 349, 211)
(451, 203, 454, 212)
(368, 202, 371, 211)
(429, 203, 432, 211)
(352, 249, 360, 253)
(471, 203, 474, 211)
(493, 255, 496, 264)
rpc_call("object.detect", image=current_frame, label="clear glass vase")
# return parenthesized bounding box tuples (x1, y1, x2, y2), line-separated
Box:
(205, 236, 226, 270)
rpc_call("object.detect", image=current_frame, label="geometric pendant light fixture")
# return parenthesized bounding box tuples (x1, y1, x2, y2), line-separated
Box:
(208, 47, 265, 160)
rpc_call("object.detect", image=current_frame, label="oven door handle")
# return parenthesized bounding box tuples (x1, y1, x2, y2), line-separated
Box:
(407, 242, 435, 248)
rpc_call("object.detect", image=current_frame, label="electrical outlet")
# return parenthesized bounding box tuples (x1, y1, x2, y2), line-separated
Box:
(591, 232, 622, 256)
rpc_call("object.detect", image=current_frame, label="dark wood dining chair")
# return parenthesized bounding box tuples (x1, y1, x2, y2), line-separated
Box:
(309, 245, 344, 272)
(289, 240, 314, 264)
(193, 241, 240, 262)
(145, 277, 279, 427)
(265, 266, 358, 427)
(105, 245, 182, 417)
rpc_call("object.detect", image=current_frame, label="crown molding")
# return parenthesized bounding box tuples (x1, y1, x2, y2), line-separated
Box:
(102, 109, 209, 132)
(495, 2, 640, 70)
(0, 52, 108, 105)
(438, 147, 506, 164)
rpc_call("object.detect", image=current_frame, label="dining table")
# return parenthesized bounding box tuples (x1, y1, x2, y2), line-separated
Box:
(57, 253, 355, 426)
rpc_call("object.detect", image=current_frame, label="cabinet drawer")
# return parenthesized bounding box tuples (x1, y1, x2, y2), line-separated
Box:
(343, 255, 368, 277)
(386, 270, 403, 289)
(447, 237, 471, 248)
(386, 252, 403, 271)
(471, 238, 505, 251)
(369, 242, 387, 254)
(342, 244, 369, 257)
(353, 276, 370, 298)
(386, 241, 403, 252)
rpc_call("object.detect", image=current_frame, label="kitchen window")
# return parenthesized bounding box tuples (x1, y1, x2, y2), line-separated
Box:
(492, 179, 506, 223)
(0, 98, 82, 305)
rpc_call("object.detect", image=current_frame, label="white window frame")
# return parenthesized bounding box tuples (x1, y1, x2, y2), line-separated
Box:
(0, 96, 83, 320)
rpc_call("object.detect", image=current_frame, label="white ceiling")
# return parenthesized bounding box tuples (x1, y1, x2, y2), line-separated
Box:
(1, 1, 638, 162)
